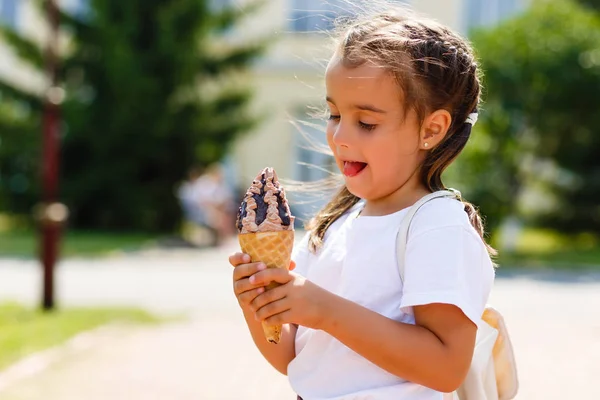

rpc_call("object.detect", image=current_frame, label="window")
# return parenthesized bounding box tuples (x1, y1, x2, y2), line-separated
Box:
(289, 0, 343, 33)
(290, 0, 387, 33)
(0, 0, 19, 29)
(64, 0, 90, 18)
(463, 0, 523, 33)
(209, 0, 236, 10)
(288, 110, 336, 222)
(292, 116, 331, 182)
(289, 0, 410, 33)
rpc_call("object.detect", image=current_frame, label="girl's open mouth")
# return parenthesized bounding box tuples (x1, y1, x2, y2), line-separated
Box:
(343, 161, 368, 177)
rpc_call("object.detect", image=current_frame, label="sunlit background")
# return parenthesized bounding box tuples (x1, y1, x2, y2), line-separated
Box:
(0, 0, 598, 399)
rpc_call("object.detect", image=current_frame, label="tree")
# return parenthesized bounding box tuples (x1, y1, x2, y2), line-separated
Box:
(0, 0, 268, 232)
(578, 0, 600, 11)
(463, 0, 600, 233)
(445, 104, 524, 237)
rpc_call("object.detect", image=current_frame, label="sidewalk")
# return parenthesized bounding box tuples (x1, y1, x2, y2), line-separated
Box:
(1, 240, 599, 399)
(0, 239, 296, 400)
(0, 317, 294, 400)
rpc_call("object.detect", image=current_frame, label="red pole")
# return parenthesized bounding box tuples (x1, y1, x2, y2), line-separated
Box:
(39, 0, 65, 311)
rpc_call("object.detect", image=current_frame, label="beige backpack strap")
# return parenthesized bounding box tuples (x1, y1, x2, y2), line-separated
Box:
(396, 189, 460, 282)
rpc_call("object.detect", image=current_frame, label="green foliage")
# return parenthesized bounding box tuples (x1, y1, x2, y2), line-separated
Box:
(446, 105, 523, 235)
(496, 228, 600, 269)
(0, 0, 267, 232)
(577, 0, 600, 11)
(0, 102, 41, 214)
(466, 0, 600, 233)
(0, 228, 157, 258)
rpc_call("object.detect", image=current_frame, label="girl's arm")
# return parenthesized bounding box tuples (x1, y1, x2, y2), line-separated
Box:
(240, 308, 297, 375)
(319, 293, 477, 393)
(249, 268, 476, 390)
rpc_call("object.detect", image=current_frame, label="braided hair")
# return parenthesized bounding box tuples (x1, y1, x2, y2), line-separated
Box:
(307, 7, 495, 256)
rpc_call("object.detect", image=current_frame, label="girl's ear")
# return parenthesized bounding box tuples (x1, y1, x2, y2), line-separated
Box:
(419, 109, 452, 150)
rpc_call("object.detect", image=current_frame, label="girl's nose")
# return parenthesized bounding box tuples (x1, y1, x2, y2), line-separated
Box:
(332, 123, 351, 148)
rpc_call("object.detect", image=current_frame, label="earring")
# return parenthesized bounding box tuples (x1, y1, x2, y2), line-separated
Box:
(424, 142, 429, 148)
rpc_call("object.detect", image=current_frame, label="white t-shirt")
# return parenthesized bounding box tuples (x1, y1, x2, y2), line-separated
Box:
(288, 197, 495, 400)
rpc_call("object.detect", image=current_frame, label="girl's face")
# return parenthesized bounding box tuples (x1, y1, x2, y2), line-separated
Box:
(325, 56, 426, 206)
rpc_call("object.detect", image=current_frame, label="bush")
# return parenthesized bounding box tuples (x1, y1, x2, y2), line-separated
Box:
(464, 0, 600, 233)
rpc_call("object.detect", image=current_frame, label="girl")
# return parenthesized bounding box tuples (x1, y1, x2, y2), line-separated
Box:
(229, 5, 496, 400)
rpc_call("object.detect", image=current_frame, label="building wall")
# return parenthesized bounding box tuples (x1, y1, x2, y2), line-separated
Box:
(231, 0, 468, 184)
(229, 0, 529, 217)
(0, 0, 527, 212)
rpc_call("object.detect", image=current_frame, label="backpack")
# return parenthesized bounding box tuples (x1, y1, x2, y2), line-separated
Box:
(395, 190, 519, 400)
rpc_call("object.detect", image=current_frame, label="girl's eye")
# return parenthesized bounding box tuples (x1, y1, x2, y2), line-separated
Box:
(327, 114, 376, 131)
(359, 121, 377, 131)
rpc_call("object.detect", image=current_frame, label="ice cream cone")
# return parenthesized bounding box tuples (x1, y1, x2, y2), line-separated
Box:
(238, 230, 295, 344)
(236, 167, 295, 344)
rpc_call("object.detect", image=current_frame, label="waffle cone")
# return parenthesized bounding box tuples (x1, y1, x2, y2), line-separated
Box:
(238, 230, 294, 344)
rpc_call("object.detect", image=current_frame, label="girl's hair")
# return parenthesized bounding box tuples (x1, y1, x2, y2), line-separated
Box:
(306, 5, 497, 256)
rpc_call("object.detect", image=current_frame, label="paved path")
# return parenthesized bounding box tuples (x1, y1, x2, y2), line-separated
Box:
(0, 239, 599, 399)
(0, 318, 293, 400)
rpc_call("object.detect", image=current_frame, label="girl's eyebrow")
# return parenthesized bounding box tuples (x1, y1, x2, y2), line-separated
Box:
(326, 96, 387, 114)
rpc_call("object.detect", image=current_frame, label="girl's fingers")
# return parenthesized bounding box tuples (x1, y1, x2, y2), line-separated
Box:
(228, 252, 251, 267)
(255, 297, 291, 323)
(232, 261, 267, 281)
(250, 283, 287, 312)
(263, 310, 294, 327)
(233, 277, 248, 296)
(248, 268, 291, 286)
(233, 276, 265, 296)
(237, 286, 265, 306)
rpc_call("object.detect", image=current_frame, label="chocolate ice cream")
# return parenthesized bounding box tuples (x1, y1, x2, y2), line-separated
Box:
(236, 167, 294, 234)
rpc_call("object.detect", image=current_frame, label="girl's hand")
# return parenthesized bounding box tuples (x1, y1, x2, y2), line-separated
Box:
(229, 252, 266, 309)
(247, 267, 331, 330)
(228, 252, 297, 310)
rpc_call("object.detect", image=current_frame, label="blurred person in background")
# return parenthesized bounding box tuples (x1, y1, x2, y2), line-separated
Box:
(177, 163, 236, 246)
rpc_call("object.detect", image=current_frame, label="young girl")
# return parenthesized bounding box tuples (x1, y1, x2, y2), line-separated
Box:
(229, 5, 496, 400)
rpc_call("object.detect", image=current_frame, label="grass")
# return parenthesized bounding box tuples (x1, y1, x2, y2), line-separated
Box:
(0, 230, 159, 258)
(0, 302, 162, 370)
(496, 228, 600, 270)
(1, 214, 598, 269)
